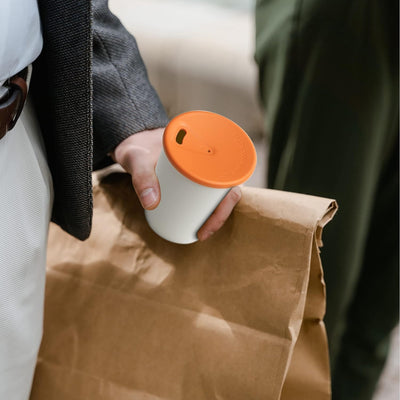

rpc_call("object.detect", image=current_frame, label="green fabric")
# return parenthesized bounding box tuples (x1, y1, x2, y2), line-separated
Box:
(255, 0, 399, 399)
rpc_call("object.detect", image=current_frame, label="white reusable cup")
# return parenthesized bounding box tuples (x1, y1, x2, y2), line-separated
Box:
(145, 111, 257, 244)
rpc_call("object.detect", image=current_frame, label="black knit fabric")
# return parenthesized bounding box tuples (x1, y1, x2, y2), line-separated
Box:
(30, 0, 169, 240)
(31, 0, 93, 241)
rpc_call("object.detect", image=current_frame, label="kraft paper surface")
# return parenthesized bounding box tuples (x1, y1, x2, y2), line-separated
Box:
(30, 169, 337, 400)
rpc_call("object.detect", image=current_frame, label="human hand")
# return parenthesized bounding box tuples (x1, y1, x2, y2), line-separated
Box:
(112, 128, 241, 241)
(112, 128, 163, 210)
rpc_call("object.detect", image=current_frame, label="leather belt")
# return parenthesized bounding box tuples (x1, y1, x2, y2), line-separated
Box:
(0, 68, 28, 140)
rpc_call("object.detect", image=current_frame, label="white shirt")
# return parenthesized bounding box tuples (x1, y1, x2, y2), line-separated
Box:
(0, 0, 43, 95)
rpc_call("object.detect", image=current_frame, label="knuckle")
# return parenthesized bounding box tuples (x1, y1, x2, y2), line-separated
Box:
(230, 187, 242, 202)
(132, 170, 153, 187)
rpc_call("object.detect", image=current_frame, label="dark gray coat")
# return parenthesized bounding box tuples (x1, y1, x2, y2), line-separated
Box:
(31, 0, 168, 240)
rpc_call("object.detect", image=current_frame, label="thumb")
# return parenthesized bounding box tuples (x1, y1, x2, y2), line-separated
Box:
(130, 160, 161, 210)
(111, 129, 164, 210)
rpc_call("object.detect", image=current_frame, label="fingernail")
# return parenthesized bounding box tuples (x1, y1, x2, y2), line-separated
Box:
(198, 233, 206, 241)
(198, 230, 214, 241)
(140, 188, 158, 209)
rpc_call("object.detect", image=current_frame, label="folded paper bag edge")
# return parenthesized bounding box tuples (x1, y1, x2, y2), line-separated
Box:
(34, 169, 336, 400)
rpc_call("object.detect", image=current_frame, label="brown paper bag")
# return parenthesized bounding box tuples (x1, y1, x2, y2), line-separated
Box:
(30, 170, 337, 400)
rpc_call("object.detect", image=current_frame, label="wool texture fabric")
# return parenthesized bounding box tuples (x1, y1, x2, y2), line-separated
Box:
(31, 0, 169, 240)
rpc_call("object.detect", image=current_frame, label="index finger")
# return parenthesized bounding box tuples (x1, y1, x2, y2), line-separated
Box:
(197, 186, 242, 241)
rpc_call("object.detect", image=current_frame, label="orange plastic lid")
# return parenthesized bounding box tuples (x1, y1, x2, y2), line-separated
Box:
(163, 111, 257, 188)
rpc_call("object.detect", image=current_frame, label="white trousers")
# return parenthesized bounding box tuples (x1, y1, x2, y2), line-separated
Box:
(0, 98, 53, 400)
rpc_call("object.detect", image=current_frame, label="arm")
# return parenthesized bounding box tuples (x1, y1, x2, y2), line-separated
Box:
(92, 0, 168, 168)
(93, 0, 240, 241)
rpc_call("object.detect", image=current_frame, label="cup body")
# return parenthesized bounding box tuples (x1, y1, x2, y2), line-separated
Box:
(145, 148, 230, 244)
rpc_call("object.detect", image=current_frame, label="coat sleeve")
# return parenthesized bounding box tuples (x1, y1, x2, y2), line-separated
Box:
(92, 0, 169, 169)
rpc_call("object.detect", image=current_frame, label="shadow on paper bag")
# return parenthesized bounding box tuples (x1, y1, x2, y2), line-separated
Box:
(30, 170, 337, 400)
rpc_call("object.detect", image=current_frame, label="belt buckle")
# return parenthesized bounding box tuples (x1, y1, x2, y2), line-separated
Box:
(0, 73, 28, 140)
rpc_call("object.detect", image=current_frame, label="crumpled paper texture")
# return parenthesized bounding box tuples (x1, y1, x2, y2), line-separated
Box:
(30, 170, 337, 400)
